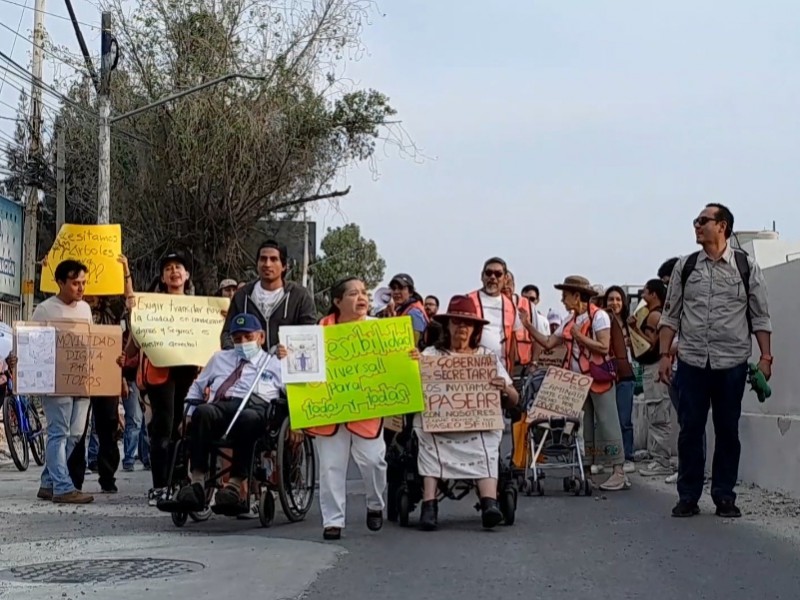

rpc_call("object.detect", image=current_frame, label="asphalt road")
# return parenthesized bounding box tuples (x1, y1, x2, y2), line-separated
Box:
(2, 461, 800, 600)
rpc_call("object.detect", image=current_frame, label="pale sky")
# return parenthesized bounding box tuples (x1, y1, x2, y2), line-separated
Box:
(2, 1, 799, 311)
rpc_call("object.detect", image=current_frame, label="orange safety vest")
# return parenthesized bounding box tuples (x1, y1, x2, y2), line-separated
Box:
(305, 314, 382, 439)
(561, 304, 613, 394)
(515, 296, 535, 366)
(396, 299, 430, 323)
(468, 290, 516, 372)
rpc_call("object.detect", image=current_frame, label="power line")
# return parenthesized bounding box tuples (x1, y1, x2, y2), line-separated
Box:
(0, 0, 98, 29)
(0, 19, 93, 78)
(0, 0, 27, 99)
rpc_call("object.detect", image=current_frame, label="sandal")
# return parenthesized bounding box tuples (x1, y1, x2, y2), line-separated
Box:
(323, 527, 342, 541)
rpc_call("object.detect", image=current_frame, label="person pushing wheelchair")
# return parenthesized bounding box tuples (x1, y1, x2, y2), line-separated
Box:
(174, 313, 284, 514)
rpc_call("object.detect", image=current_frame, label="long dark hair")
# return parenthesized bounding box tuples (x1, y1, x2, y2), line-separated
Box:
(604, 286, 629, 321)
(433, 318, 484, 352)
(327, 277, 361, 318)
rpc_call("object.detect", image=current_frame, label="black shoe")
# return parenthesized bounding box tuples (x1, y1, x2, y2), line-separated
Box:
(323, 527, 341, 540)
(101, 483, 118, 494)
(419, 500, 438, 531)
(212, 484, 249, 516)
(480, 497, 503, 529)
(671, 500, 700, 518)
(87, 462, 98, 473)
(175, 482, 205, 512)
(715, 500, 742, 519)
(366, 510, 383, 532)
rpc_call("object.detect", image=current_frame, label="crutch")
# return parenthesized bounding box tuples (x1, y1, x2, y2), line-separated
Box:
(220, 353, 273, 441)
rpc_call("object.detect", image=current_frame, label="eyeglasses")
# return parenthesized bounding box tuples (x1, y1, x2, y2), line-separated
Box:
(693, 216, 719, 227)
(483, 269, 505, 279)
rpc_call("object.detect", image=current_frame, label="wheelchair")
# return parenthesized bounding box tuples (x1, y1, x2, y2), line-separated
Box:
(386, 416, 518, 528)
(157, 396, 317, 528)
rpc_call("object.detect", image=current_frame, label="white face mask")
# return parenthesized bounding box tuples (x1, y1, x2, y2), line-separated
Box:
(234, 340, 260, 360)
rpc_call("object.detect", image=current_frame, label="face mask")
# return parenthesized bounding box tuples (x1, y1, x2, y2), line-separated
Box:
(234, 341, 260, 360)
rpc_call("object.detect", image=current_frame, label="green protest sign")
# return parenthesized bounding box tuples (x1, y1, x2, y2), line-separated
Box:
(287, 317, 425, 429)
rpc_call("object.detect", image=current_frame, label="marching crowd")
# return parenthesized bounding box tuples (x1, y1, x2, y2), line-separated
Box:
(3, 201, 773, 536)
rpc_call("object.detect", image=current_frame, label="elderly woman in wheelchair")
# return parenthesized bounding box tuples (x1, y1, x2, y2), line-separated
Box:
(173, 313, 284, 515)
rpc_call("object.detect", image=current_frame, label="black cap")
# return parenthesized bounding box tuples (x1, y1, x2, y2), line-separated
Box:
(390, 273, 414, 289)
(160, 251, 189, 272)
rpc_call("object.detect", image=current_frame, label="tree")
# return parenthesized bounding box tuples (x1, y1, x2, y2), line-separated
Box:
(16, 0, 409, 294)
(311, 223, 385, 314)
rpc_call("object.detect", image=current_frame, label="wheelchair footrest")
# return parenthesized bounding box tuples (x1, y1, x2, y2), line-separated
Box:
(211, 502, 249, 517)
(156, 498, 200, 514)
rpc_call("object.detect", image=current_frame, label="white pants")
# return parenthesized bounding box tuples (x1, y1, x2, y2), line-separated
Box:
(316, 427, 387, 529)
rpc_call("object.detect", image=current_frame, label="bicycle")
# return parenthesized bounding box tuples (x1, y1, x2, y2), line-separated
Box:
(2, 376, 45, 471)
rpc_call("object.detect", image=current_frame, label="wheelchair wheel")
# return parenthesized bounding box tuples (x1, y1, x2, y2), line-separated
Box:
(276, 417, 316, 522)
(171, 512, 188, 527)
(259, 490, 275, 528)
(397, 489, 410, 528)
(500, 488, 517, 526)
(189, 507, 211, 522)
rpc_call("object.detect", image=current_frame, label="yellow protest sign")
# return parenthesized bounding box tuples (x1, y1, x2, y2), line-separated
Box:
(40, 224, 124, 295)
(130, 293, 230, 367)
(287, 317, 425, 429)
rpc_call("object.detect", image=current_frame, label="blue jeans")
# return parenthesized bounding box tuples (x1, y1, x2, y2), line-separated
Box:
(615, 380, 635, 461)
(670, 363, 706, 464)
(41, 396, 90, 495)
(87, 413, 99, 465)
(122, 381, 142, 468)
(676, 360, 748, 505)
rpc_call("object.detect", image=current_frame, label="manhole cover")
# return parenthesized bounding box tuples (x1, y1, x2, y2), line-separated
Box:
(0, 558, 204, 584)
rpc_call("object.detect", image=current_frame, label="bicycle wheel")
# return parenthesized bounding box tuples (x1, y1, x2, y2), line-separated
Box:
(2, 396, 29, 471)
(26, 402, 45, 466)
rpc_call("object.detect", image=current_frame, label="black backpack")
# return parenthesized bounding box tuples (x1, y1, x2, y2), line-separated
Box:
(679, 249, 752, 333)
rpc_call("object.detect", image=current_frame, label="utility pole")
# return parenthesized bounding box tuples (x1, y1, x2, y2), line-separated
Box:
(97, 11, 113, 225)
(20, 0, 46, 318)
(56, 126, 65, 231)
(301, 206, 309, 288)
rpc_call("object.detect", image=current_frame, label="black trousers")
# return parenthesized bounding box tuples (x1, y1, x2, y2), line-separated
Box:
(147, 367, 196, 488)
(189, 398, 268, 479)
(91, 396, 121, 489)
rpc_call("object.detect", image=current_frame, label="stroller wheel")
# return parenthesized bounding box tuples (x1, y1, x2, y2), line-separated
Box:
(572, 477, 583, 496)
(535, 480, 544, 496)
(397, 489, 411, 528)
(521, 479, 533, 496)
(563, 477, 571, 493)
(500, 489, 516, 526)
(583, 479, 593, 497)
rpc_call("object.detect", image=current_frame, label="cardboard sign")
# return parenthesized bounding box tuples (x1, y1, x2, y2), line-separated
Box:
(14, 321, 122, 396)
(287, 317, 425, 429)
(537, 345, 567, 369)
(528, 366, 592, 429)
(40, 224, 125, 295)
(419, 353, 504, 433)
(130, 293, 229, 367)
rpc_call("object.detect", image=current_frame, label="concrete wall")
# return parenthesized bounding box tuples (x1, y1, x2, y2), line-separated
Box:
(733, 258, 800, 497)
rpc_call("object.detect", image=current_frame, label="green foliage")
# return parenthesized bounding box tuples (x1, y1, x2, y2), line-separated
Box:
(311, 223, 385, 314)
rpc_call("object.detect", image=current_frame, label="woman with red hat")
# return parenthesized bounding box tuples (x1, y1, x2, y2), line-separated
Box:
(414, 295, 519, 531)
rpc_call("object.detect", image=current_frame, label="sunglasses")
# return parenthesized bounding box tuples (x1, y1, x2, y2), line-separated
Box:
(451, 318, 474, 327)
(483, 269, 505, 279)
(693, 216, 719, 227)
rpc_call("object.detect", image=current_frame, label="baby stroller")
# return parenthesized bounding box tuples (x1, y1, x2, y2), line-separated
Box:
(386, 415, 518, 527)
(516, 368, 592, 497)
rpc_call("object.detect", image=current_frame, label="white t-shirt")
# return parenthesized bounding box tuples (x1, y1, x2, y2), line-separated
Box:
(475, 291, 522, 363)
(251, 285, 285, 319)
(554, 309, 611, 373)
(533, 310, 551, 336)
(32, 296, 93, 323)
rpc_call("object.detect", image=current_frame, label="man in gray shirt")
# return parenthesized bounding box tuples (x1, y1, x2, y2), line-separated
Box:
(658, 203, 772, 519)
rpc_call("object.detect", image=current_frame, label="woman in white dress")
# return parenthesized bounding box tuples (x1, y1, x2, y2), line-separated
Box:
(414, 295, 519, 531)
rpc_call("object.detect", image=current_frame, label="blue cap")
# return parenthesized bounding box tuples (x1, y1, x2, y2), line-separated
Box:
(230, 313, 262, 334)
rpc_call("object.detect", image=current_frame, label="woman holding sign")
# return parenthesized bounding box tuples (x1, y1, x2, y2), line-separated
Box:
(415, 295, 518, 531)
(282, 277, 388, 541)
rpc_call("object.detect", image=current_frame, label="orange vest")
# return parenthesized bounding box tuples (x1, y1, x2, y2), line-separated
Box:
(561, 304, 613, 394)
(515, 296, 535, 366)
(396, 299, 429, 323)
(468, 290, 516, 372)
(305, 315, 382, 439)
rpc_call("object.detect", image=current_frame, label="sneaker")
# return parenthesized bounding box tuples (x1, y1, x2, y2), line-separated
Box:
(122, 464, 135, 473)
(590, 465, 605, 475)
(366, 510, 383, 532)
(599, 471, 628, 491)
(87, 462, 98, 473)
(101, 483, 118, 494)
(715, 500, 742, 519)
(148, 488, 166, 507)
(672, 500, 700, 517)
(176, 482, 206, 512)
(142, 462, 151, 471)
(665, 472, 678, 484)
(53, 490, 94, 504)
(36, 487, 53, 501)
(623, 461, 636, 474)
(640, 462, 673, 477)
